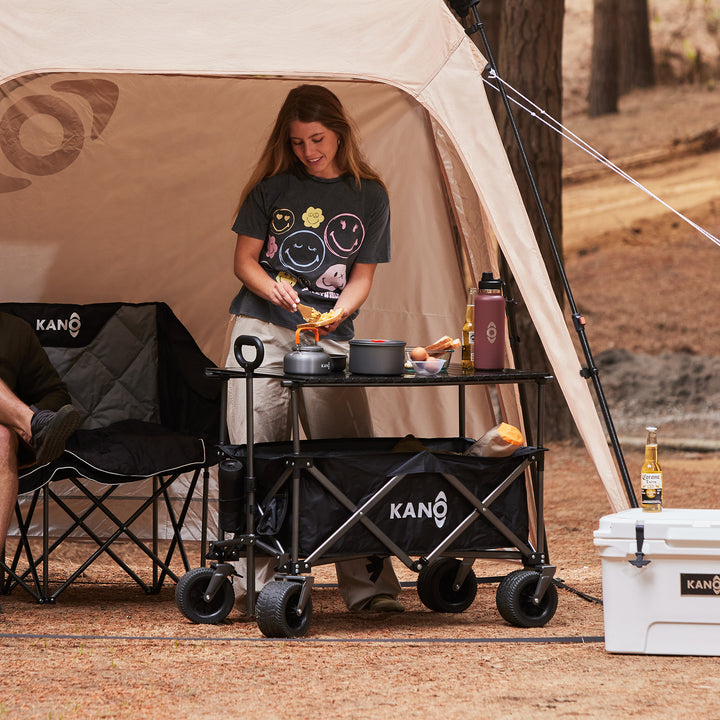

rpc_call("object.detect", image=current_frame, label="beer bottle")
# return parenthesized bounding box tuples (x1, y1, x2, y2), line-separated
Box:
(461, 287, 477, 372)
(641, 425, 663, 512)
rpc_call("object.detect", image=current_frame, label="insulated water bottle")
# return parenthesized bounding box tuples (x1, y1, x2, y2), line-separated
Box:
(473, 272, 506, 370)
(218, 459, 245, 533)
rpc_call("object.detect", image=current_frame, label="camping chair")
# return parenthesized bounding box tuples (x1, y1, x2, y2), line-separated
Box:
(0, 302, 220, 603)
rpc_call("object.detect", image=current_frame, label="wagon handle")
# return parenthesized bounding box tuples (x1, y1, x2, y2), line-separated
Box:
(234, 334, 265, 371)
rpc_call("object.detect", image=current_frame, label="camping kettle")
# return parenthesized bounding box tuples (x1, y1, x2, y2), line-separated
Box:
(283, 327, 332, 375)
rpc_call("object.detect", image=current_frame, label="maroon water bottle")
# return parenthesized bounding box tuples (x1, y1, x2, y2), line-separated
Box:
(473, 272, 506, 370)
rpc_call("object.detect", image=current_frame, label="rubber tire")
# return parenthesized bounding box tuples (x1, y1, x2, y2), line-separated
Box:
(175, 566, 235, 625)
(255, 580, 313, 638)
(496, 569, 558, 628)
(416, 558, 477, 613)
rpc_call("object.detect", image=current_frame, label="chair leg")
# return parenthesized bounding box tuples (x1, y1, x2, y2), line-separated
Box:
(0, 493, 44, 602)
(154, 468, 201, 590)
(13, 466, 209, 603)
(201, 464, 209, 567)
(153, 475, 159, 590)
(43, 472, 196, 601)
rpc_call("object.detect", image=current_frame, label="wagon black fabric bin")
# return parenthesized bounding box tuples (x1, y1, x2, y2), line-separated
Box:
(222, 437, 535, 560)
(0, 301, 221, 602)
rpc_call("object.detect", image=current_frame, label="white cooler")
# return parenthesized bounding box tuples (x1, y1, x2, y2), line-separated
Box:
(594, 508, 720, 655)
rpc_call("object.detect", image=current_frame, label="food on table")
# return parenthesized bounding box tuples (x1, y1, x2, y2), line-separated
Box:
(423, 335, 461, 355)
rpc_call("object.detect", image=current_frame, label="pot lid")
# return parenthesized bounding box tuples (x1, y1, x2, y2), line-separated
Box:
(349, 339, 406, 347)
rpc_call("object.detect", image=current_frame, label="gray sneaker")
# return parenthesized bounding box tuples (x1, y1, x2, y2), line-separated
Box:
(30, 404, 83, 466)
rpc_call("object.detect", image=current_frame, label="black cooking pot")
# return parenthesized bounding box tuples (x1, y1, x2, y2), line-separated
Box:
(348, 338, 406, 375)
(284, 327, 331, 375)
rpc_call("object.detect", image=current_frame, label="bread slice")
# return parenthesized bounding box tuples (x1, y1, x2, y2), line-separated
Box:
(424, 335, 460, 354)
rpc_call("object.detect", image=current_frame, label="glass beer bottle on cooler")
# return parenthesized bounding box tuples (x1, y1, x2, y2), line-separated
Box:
(474, 272, 506, 370)
(461, 286, 477, 372)
(641, 425, 663, 512)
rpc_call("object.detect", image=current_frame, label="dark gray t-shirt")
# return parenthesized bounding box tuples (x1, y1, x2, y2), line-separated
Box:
(230, 170, 391, 340)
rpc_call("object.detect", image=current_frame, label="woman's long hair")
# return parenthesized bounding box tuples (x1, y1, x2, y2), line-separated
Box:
(237, 84, 385, 208)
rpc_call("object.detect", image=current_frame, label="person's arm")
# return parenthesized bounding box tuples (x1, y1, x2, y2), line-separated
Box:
(233, 233, 299, 312)
(18, 331, 71, 412)
(319, 262, 377, 335)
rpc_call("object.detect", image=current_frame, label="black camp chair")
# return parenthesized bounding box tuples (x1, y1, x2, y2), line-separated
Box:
(0, 301, 221, 603)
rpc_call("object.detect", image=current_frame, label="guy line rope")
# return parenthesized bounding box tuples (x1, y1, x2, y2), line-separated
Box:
(484, 68, 720, 249)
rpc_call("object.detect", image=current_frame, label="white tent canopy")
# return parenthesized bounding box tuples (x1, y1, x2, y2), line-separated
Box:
(0, 0, 628, 514)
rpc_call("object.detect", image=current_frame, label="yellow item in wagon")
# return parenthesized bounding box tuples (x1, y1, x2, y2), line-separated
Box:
(464, 422, 524, 458)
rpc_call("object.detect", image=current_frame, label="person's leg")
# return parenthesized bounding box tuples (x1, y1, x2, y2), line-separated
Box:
(226, 318, 293, 446)
(334, 557, 403, 611)
(0, 424, 19, 552)
(0, 378, 82, 466)
(300, 337, 403, 612)
(0, 378, 33, 445)
(225, 317, 295, 608)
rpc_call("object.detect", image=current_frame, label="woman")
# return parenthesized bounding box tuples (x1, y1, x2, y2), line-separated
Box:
(226, 84, 403, 613)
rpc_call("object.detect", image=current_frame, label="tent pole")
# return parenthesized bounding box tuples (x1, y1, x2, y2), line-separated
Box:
(455, 1, 637, 507)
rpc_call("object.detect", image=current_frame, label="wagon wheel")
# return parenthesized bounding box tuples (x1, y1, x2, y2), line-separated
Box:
(416, 558, 477, 613)
(255, 580, 313, 638)
(495, 569, 558, 628)
(175, 566, 235, 625)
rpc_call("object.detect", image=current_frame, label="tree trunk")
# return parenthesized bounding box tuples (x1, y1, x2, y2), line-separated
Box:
(451, 0, 575, 440)
(619, 0, 655, 94)
(588, 0, 620, 116)
(493, 0, 574, 442)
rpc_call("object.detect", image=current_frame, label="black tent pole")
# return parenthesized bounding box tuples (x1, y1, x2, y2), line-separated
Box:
(456, 1, 637, 507)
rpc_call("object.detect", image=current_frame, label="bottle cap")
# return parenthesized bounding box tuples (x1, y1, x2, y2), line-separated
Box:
(478, 272, 502, 290)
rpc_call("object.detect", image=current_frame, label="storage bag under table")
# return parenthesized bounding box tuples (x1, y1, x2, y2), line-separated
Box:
(221, 437, 535, 561)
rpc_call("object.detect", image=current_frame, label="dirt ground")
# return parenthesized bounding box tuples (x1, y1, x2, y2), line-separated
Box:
(4, 2, 720, 719)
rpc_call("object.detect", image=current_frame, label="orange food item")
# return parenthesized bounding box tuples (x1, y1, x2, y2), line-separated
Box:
(497, 422, 524, 447)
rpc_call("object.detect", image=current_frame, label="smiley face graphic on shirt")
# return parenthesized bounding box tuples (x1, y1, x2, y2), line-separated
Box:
(278, 230, 326, 273)
(325, 213, 365, 258)
(315, 263, 347, 292)
(302, 206, 324, 229)
(271, 209, 295, 234)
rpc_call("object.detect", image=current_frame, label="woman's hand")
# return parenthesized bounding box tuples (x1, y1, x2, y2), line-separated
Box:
(269, 280, 300, 312)
(234, 234, 299, 311)
(317, 310, 346, 336)
(316, 263, 377, 336)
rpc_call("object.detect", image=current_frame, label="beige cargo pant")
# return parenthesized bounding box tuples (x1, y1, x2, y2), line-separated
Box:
(224, 315, 401, 611)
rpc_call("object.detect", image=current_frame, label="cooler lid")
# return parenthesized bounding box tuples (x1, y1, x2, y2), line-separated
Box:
(595, 508, 720, 543)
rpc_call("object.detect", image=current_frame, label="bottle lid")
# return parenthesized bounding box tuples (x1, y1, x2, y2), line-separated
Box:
(478, 272, 502, 290)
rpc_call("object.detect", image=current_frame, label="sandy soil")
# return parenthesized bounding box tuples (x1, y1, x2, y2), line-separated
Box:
(3, 2, 720, 719)
(3, 440, 720, 720)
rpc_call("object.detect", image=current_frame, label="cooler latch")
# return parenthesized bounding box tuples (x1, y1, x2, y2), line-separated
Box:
(629, 521, 651, 568)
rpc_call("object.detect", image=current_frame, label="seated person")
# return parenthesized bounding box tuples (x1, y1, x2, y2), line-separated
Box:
(0, 311, 83, 610)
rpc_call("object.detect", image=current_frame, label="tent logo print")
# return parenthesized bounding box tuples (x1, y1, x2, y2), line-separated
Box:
(36, 311, 81, 339)
(389, 490, 448, 529)
(0, 78, 119, 194)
